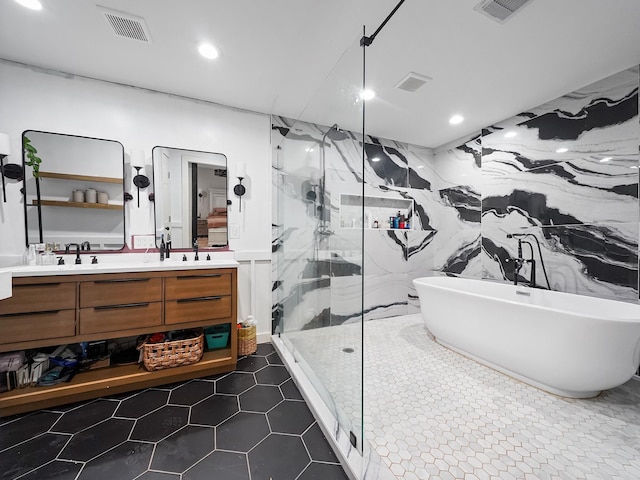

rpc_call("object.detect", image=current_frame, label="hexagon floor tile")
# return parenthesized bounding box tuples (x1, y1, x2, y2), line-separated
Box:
(287, 314, 640, 480)
(0, 343, 347, 480)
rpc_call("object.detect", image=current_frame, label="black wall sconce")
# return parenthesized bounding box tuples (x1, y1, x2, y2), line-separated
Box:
(132, 166, 150, 207)
(233, 162, 247, 212)
(0, 133, 24, 203)
(125, 150, 149, 207)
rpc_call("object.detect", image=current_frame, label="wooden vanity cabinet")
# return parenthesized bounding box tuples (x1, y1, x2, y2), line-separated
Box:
(79, 275, 163, 335)
(165, 272, 233, 325)
(0, 277, 77, 349)
(0, 267, 237, 417)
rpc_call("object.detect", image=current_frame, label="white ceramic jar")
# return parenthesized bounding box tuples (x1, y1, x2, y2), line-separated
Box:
(85, 188, 97, 203)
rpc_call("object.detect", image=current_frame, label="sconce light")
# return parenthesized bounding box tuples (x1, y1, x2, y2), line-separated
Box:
(0, 133, 25, 203)
(233, 162, 247, 212)
(127, 150, 149, 208)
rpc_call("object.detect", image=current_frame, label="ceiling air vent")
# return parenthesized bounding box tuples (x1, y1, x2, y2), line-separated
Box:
(474, 0, 532, 23)
(394, 72, 432, 93)
(99, 6, 152, 43)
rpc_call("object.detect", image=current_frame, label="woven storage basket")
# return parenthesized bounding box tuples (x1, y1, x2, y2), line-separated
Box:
(140, 332, 204, 371)
(238, 325, 257, 356)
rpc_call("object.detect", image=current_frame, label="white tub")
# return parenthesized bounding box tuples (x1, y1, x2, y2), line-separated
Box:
(413, 276, 640, 398)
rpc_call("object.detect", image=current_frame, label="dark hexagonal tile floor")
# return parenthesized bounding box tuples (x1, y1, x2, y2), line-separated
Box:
(130, 405, 189, 442)
(239, 384, 283, 412)
(268, 399, 315, 434)
(190, 394, 239, 426)
(168, 380, 214, 405)
(0, 343, 348, 479)
(248, 434, 310, 480)
(115, 389, 169, 418)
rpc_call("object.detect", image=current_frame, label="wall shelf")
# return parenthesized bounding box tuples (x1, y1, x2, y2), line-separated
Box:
(32, 200, 123, 210)
(38, 171, 122, 184)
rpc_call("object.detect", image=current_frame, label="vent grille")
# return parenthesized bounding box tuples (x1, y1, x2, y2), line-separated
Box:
(99, 7, 152, 43)
(394, 72, 432, 93)
(474, 0, 532, 23)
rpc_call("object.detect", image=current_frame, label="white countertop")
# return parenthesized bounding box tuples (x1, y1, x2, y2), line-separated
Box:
(1, 258, 239, 278)
(0, 270, 11, 300)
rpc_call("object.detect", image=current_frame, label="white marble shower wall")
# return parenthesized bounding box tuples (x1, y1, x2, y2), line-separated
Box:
(271, 115, 482, 331)
(271, 66, 639, 332)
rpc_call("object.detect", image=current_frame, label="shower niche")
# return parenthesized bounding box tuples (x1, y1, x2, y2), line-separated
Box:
(339, 193, 414, 230)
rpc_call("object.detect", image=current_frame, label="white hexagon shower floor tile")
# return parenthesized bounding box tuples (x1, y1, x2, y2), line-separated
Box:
(287, 314, 640, 479)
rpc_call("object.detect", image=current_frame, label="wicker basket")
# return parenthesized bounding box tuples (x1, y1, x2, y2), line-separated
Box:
(238, 325, 257, 356)
(139, 332, 204, 371)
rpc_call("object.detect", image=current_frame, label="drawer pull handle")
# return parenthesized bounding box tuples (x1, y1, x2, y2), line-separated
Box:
(2, 309, 61, 317)
(177, 274, 222, 280)
(176, 296, 222, 303)
(94, 278, 151, 284)
(15, 283, 62, 288)
(94, 302, 150, 310)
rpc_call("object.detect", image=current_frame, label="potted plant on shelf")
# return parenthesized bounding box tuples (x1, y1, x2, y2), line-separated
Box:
(23, 135, 44, 242)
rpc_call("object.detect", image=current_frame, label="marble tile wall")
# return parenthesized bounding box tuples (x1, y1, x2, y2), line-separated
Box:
(482, 66, 639, 301)
(272, 65, 640, 333)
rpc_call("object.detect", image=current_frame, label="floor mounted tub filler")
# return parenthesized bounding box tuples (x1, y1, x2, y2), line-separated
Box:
(413, 276, 640, 398)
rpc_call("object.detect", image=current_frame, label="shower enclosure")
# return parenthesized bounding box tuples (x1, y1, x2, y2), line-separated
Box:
(271, 32, 367, 462)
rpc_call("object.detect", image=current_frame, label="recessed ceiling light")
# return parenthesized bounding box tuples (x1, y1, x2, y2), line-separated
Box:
(556, 147, 569, 153)
(599, 157, 612, 163)
(14, 0, 42, 10)
(417, 165, 425, 169)
(305, 147, 314, 153)
(360, 89, 375, 100)
(198, 42, 220, 60)
(630, 166, 638, 169)
(449, 115, 464, 125)
(371, 157, 380, 162)
(504, 131, 517, 138)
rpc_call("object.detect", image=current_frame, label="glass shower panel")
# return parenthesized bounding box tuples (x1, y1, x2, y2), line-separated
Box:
(272, 32, 365, 452)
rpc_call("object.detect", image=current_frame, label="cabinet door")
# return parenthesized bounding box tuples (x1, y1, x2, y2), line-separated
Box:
(165, 273, 232, 300)
(0, 310, 76, 344)
(80, 302, 162, 334)
(80, 277, 162, 307)
(165, 296, 232, 325)
(0, 282, 76, 315)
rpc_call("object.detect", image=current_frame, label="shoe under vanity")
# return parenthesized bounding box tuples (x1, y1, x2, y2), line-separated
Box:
(0, 259, 238, 417)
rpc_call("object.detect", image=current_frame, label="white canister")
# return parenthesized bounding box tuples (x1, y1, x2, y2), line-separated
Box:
(72, 190, 85, 203)
(97, 191, 109, 204)
(85, 188, 97, 203)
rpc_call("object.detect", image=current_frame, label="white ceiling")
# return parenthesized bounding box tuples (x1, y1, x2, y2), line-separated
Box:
(1, 0, 640, 148)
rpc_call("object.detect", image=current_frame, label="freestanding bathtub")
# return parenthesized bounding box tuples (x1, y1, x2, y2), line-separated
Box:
(413, 276, 640, 398)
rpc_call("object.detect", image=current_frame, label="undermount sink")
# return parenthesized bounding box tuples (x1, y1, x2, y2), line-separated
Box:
(0, 269, 11, 300)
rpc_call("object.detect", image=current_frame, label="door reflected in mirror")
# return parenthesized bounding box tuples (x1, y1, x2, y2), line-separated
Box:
(152, 147, 228, 249)
(22, 130, 125, 251)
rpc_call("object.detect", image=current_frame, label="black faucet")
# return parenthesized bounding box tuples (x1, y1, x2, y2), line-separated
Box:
(193, 238, 199, 261)
(65, 243, 82, 264)
(507, 235, 535, 287)
(81, 241, 91, 251)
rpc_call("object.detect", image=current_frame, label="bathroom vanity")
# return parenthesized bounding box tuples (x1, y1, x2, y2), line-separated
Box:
(0, 261, 238, 417)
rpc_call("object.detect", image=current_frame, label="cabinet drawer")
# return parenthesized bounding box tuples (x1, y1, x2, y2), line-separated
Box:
(80, 302, 162, 335)
(0, 310, 75, 344)
(165, 296, 232, 325)
(165, 273, 231, 300)
(0, 282, 76, 315)
(80, 277, 162, 308)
